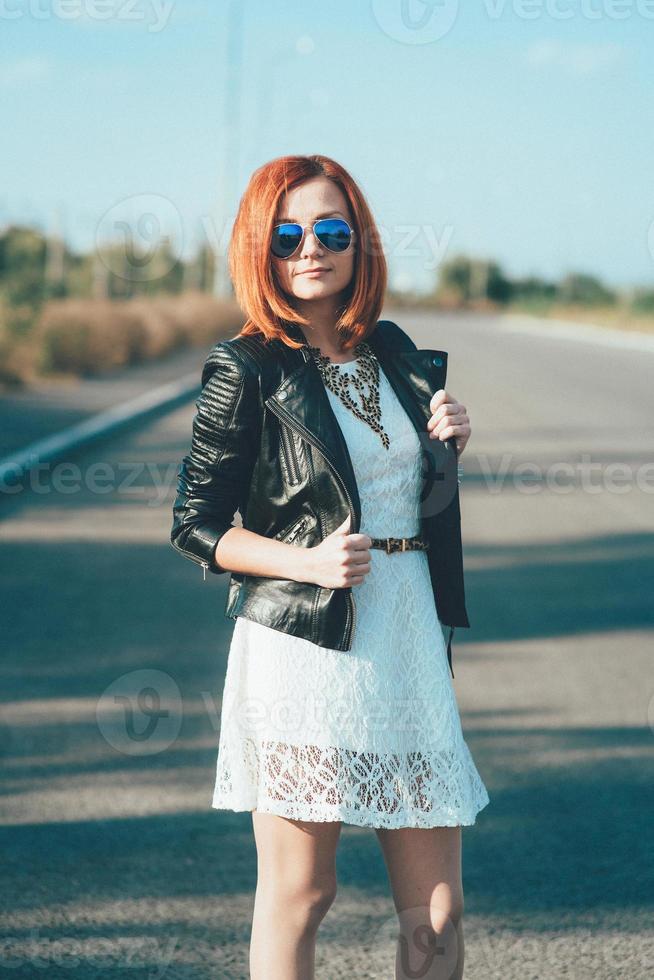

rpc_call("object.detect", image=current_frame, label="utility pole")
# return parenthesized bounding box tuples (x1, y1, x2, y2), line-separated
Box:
(213, 0, 244, 298)
(470, 258, 489, 303)
(45, 204, 66, 297)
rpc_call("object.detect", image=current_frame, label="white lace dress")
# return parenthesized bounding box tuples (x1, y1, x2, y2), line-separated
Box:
(211, 358, 490, 829)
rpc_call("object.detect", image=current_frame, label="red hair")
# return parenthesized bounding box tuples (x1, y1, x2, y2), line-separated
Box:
(228, 154, 387, 351)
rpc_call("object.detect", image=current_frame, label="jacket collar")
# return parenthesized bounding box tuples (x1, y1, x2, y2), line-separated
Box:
(264, 321, 449, 528)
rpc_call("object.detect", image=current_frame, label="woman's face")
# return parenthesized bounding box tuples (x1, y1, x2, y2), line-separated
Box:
(271, 176, 356, 305)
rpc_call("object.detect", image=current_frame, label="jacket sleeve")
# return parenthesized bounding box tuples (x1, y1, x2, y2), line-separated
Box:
(170, 340, 261, 575)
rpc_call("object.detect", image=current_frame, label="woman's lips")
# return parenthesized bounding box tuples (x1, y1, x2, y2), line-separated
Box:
(299, 268, 329, 277)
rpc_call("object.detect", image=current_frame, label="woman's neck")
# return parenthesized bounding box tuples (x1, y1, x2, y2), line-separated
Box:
(293, 300, 352, 361)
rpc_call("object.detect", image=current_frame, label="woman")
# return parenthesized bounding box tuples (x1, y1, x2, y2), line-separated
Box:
(171, 154, 489, 979)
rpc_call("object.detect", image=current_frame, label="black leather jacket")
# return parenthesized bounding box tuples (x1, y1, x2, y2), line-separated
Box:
(170, 319, 470, 676)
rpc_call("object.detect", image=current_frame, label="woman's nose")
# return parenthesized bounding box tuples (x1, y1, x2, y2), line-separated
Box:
(301, 228, 323, 257)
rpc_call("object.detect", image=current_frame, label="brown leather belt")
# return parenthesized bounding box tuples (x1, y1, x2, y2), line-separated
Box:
(368, 534, 429, 554)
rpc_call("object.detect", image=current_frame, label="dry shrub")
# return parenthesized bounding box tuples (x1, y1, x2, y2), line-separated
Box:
(124, 291, 242, 356)
(0, 301, 40, 386)
(31, 292, 243, 379)
(35, 299, 148, 376)
(0, 327, 39, 386)
(116, 296, 182, 359)
(154, 290, 243, 346)
(434, 288, 467, 310)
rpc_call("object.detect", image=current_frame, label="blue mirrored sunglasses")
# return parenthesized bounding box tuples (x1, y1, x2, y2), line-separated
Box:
(271, 218, 356, 259)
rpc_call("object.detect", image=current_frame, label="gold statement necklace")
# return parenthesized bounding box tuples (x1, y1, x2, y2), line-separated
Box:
(303, 341, 390, 450)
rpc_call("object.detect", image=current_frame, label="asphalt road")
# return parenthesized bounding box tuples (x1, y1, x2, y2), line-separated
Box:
(0, 309, 652, 978)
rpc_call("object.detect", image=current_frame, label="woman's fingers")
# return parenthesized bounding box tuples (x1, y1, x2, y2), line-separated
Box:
(427, 405, 468, 432)
(430, 421, 469, 441)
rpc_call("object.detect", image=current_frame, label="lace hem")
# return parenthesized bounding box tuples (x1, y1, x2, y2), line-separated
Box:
(212, 737, 490, 830)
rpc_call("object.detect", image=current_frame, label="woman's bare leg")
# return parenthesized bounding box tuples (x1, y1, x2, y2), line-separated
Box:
(250, 811, 342, 980)
(375, 825, 465, 980)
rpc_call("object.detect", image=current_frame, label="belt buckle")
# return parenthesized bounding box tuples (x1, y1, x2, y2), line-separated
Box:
(386, 537, 401, 554)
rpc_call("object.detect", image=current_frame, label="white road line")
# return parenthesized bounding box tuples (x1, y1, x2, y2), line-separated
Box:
(0, 371, 200, 487)
(498, 313, 654, 353)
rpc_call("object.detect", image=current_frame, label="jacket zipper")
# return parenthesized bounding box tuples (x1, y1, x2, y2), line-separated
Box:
(170, 537, 210, 581)
(286, 516, 307, 543)
(275, 514, 309, 544)
(267, 400, 358, 646)
(279, 424, 302, 485)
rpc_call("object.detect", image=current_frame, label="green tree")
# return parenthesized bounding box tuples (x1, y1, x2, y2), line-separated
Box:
(0, 226, 48, 306)
(435, 254, 511, 305)
(558, 273, 615, 306)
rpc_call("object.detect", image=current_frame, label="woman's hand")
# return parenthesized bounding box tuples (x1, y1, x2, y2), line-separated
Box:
(426, 389, 470, 457)
(300, 515, 372, 589)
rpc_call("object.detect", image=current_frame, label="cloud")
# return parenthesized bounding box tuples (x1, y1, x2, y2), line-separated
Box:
(524, 40, 624, 76)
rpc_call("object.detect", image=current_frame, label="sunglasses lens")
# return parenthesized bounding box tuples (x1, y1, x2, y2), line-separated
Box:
(315, 218, 352, 252)
(271, 224, 303, 258)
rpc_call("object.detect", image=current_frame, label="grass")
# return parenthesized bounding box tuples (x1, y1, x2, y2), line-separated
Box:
(506, 301, 654, 335)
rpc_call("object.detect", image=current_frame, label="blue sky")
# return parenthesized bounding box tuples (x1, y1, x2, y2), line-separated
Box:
(1, 0, 653, 292)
